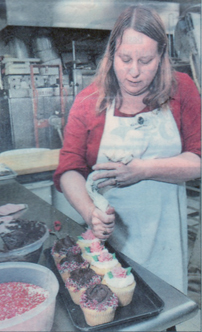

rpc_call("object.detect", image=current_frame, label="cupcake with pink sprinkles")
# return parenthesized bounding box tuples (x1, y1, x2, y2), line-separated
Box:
(57, 250, 89, 282)
(80, 284, 118, 326)
(51, 235, 81, 264)
(65, 267, 102, 305)
(77, 229, 100, 252)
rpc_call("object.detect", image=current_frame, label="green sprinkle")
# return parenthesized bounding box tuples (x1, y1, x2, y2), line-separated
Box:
(85, 247, 91, 253)
(92, 255, 99, 261)
(126, 267, 132, 275)
(107, 271, 113, 279)
(112, 253, 116, 259)
(77, 236, 83, 240)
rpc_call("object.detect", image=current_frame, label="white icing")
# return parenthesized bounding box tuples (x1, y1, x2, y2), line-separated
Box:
(103, 273, 134, 288)
(91, 258, 119, 269)
(78, 238, 100, 244)
(84, 248, 108, 257)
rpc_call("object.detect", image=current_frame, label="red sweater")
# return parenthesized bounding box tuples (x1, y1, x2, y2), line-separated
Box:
(54, 72, 201, 192)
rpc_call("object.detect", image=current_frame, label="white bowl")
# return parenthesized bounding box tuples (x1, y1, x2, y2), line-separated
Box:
(0, 222, 49, 263)
(0, 262, 59, 331)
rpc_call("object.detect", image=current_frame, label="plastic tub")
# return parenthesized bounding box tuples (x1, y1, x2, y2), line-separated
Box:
(0, 223, 49, 263)
(0, 262, 59, 331)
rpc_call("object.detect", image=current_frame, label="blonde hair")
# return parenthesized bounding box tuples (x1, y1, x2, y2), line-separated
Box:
(94, 5, 175, 113)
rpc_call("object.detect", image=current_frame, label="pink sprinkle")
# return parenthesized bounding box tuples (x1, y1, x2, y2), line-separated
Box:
(80, 292, 118, 311)
(0, 282, 48, 321)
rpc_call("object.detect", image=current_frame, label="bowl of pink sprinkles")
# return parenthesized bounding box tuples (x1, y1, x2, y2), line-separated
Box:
(0, 262, 59, 332)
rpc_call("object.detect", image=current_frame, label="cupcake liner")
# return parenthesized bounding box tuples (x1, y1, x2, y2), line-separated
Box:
(67, 286, 86, 305)
(102, 279, 136, 306)
(52, 252, 66, 265)
(81, 306, 116, 326)
(60, 270, 71, 282)
(91, 263, 121, 276)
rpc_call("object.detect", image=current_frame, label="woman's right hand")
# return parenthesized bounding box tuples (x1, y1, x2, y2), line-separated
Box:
(89, 206, 115, 240)
(60, 170, 115, 240)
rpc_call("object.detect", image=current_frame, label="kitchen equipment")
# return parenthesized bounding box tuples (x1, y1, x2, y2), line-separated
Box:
(32, 36, 60, 64)
(2, 57, 40, 76)
(0, 262, 59, 332)
(174, 5, 201, 90)
(0, 55, 70, 150)
(8, 37, 31, 59)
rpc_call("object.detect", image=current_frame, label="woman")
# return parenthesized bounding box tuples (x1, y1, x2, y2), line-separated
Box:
(54, 6, 201, 294)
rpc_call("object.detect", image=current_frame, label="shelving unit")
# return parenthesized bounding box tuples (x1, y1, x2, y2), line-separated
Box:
(186, 179, 201, 309)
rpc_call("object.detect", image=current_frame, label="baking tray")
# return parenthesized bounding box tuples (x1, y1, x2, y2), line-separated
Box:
(44, 245, 164, 331)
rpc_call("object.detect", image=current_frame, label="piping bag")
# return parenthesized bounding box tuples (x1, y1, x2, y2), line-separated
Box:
(86, 154, 134, 212)
(85, 173, 110, 242)
(85, 156, 134, 242)
(86, 171, 109, 213)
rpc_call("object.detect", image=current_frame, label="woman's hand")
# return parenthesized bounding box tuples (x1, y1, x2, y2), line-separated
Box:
(60, 170, 116, 240)
(92, 159, 145, 188)
(89, 206, 115, 240)
(92, 152, 201, 186)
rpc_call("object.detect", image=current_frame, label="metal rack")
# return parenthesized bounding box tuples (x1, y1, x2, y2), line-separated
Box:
(186, 179, 201, 267)
(30, 64, 65, 148)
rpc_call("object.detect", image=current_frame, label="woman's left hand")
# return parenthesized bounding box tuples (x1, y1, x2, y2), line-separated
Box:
(92, 152, 201, 186)
(92, 159, 145, 188)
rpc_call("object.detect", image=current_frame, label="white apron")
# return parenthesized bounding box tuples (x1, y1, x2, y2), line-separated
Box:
(87, 101, 187, 293)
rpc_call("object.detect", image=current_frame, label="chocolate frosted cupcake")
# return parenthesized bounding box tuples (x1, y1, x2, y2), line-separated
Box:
(57, 250, 89, 282)
(51, 235, 80, 264)
(80, 284, 118, 326)
(65, 267, 102, 305)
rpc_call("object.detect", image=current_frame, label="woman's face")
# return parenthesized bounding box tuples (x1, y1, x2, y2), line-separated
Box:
(113, 28, 161, 97)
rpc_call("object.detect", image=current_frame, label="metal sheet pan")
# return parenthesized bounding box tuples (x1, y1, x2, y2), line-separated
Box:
(44, 245, 164, 331)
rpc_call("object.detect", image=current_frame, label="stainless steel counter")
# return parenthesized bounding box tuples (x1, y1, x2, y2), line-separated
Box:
(0, 179, 199, 332)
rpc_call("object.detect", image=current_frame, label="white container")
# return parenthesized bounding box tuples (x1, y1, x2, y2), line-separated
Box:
(23, 180, 53, 205)
(0, 223, 49, 263)
(0, 262, 59, 332)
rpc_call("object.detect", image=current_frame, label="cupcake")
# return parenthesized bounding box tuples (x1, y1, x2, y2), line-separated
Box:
(77, 229, 100, 252)
(82, 241, 108, 263)
(57, 250, 89, 282)
(90, 251, 121, 276)
(80, 284, 118, 326)
(51, 235, 80, 264)
(102, 266, 136, 306)
(65, 267, 102, 305)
